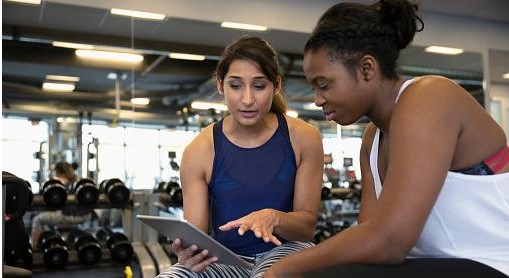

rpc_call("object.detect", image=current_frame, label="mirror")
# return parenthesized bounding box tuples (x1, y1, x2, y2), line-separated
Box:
(487, 49, 509, 134)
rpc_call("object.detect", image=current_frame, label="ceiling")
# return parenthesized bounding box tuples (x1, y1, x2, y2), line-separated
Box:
(2, 0, 507, 128)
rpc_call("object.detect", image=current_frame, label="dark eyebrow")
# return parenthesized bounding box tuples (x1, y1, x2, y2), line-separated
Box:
(310, 75, 326, 84)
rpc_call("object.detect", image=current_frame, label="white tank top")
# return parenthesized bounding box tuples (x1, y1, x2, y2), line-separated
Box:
(369, 79, 509, 275)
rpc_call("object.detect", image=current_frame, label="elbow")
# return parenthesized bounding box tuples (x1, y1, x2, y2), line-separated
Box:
(373, 234, 414, 265)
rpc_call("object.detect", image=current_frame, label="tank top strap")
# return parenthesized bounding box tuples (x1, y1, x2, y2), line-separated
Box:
(395, 78, 415, 103)
(275, 113, 291, 143)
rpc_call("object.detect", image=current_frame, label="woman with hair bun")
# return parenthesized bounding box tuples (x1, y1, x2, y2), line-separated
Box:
(263, 0, 509, 277)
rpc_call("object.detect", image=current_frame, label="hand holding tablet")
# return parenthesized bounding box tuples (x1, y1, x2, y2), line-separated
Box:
(136, 215, 253, 269)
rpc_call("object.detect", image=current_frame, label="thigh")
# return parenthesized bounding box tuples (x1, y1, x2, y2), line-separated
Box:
(156, 262, 250, 278)
(251, 241, 315, 278)
(303, 258, 507, 278)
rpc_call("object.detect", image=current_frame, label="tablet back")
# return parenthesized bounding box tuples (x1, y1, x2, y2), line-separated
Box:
(136, 215, 253, 269)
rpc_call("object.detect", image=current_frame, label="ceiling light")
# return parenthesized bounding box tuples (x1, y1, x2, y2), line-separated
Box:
(286, 110, 299, 118)
(76, 50, 143, 63)
(42, 82, 75, 92)
(191, 101, 227, 111)
(46, 75, 80, 82)
(131, 98, 150, 105)
(221, 21, 268, 31)
(169, 53, 206, 61)
(425, 46, 464, 55)
(4, 0, 41, 5)
(503, 73, 509, 79)
(110, 8, 166, 21)
(303, 102, 322, 111)
(53, 41, 94, 50)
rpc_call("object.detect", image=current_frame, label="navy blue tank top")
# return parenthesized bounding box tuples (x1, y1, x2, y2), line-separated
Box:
(209, 113, 297, 256)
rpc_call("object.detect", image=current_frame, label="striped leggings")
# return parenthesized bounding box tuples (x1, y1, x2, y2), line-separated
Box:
(156, 241, 314, 278)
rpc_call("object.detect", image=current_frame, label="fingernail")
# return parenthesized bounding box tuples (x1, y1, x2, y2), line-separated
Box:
(202, 250, 208, 255)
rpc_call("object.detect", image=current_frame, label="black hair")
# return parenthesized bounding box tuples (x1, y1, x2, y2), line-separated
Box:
(215, 36, 286, 114)
(305, 0, 424, 79)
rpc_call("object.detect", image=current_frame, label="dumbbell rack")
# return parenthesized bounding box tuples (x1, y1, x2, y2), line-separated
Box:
(315, 187, 361, 243)
(29, 193, 132, 211)
(26, 192, 162, 278)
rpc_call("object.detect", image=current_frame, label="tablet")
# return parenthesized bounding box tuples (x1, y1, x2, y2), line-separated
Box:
(136, 215, 253, 269)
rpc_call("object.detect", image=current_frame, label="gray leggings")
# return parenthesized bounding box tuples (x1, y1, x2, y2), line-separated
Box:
(156, 241, 314, 278)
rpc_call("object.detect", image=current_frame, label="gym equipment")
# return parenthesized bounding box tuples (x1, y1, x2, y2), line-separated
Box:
(158, 181, 183, 207)
(42, 178, 67, 207)
(39, 230, 69, 268)
(3, 171, 33, 221)
(67, 229, 102, 265)
(73, 178, 99, 205)
(96, 228, 134, 262)
(3, 172, 34, 269)
(100, 178, 130, 205)
(4, 219, 33, 268)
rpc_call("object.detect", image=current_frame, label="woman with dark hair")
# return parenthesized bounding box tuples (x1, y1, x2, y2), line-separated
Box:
(156, 36, 324, 277)
(263, 0, 509, 277)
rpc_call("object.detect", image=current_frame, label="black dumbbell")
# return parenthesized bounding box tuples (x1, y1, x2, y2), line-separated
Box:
(96, 228, 133, 262)
(73, 178, 99, 205)
(99, 178, 130, 205)
(39, 230, 69, 268)
(3, 171, 33, 221)
(67, 229, 102, 265)
(4, 220, 33, 269)
(158, 181, 183, 207)
(321, 186, 331, 200)
(42, 179, 67, 207)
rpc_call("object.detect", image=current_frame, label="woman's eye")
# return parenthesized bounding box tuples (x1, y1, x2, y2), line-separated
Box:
(253, 84, 267, 90)
(228, 83, 242, 89)
(317, 83, 329, 90)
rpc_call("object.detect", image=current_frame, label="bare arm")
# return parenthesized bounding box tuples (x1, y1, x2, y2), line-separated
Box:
(272, 118, 324, 241)
(180, 127, 213, 233)
(173, 126, 218, 272)
(357, 123, 378, 223)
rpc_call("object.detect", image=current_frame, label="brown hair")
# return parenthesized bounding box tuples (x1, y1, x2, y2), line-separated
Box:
(215, 36, 286, 114)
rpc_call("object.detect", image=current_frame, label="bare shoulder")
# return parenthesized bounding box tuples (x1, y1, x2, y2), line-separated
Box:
(285, 115, 322, 143)
(182, 124, 214, 165)
(408, 75, 468, 100)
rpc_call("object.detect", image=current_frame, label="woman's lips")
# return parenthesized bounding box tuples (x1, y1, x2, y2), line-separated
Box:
(324, 111, 335, 121)
(240, 110, 257, 118)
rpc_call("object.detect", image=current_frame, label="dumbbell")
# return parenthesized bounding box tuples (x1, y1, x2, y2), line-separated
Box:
(39, 230, 69, 268)
(96, 228, 133, 262)
(158, 181, 183, 207)
(3, 171, 33, 221)
(67, 229, 102, 265)
(321, 186, 331, 200)
(99, 178, 130, 205)
(73, 178, 99, 205)
(42, 179, 67, 207)
(4, 219, 33, 269)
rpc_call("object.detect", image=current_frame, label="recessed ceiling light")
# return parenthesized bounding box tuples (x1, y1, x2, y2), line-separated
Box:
(42, 82, 75, 92)
(46, 75, 80, 82)
(191, 101, 227, 111)
(53, 41, 94, 50)
(4, 0, 41, 5)
(110, 8, 166, 21)
(425, 46, 464, 55)
(130, 98, 150, 105)
(502, 73, 509, 79)
(76, 50, 143, 63)
(221, 21, 268, 32)
(169, 53, 206, 61)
